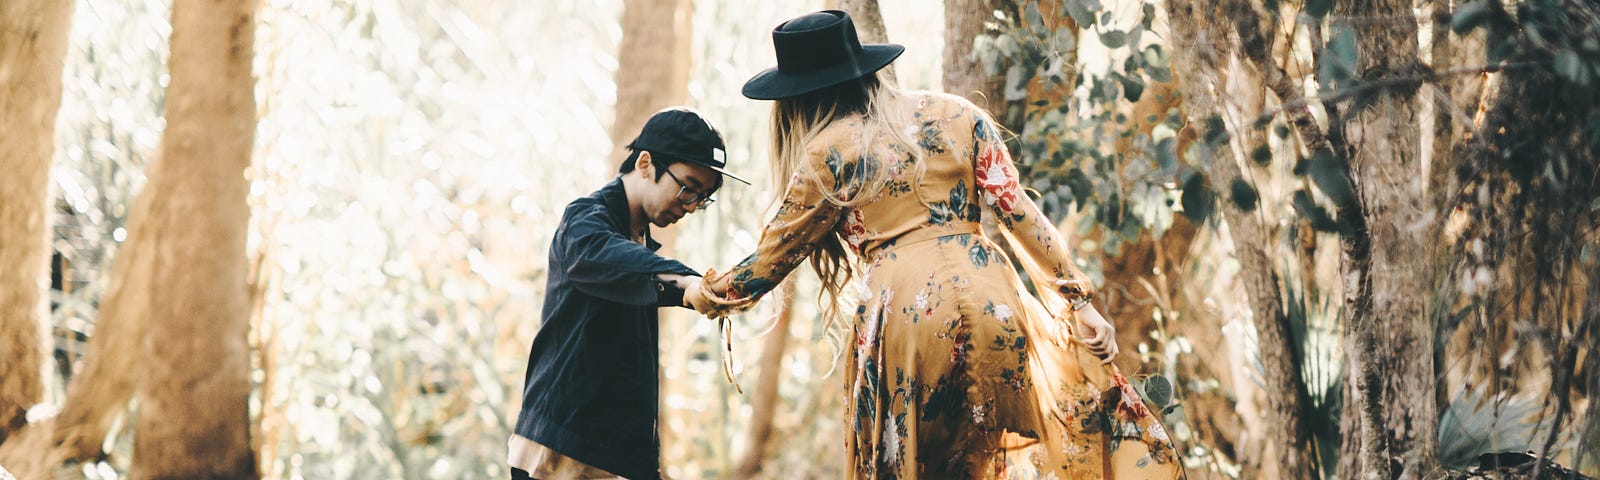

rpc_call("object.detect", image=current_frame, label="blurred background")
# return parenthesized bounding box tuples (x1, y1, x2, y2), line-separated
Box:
(1, 0, 1597, 478)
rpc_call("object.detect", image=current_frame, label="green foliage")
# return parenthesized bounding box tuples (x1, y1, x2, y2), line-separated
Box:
(1180, 171, 1215, 222)
(1230, 179, 1260, 213)
(1438, 387, 1575, 470)
(980, 0, 1187, 254)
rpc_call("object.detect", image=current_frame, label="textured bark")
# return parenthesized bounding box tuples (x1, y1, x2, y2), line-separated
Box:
(835, 0, 887, 44)
(1218, 146, 1317, 480)
(943, 0, 1007, 113)
(1162, 0, 1325, 476)
(127, 0, 259, 476)
(0, 0, 74, 446)
(1333, 0, 1439, 477)
(731, 282, 795, 479)
(610, 0, 693, 170)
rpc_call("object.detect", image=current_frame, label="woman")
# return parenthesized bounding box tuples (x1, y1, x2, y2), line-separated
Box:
(686, 10, 1181, 479)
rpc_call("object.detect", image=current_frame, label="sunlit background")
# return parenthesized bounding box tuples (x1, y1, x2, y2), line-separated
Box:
(29, 0, 1600, 478)
(44, 0, 944, 478)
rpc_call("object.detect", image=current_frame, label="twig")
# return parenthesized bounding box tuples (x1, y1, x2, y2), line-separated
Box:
(1232, 0, 1330, 152)
(1250, 61, 1543, 128)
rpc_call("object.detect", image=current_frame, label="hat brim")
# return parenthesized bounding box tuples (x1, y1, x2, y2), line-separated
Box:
(741, 44, 904, 100)
(680, 158, 753, 185)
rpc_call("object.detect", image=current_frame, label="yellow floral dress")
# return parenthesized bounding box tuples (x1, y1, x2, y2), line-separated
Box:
(706, 92, 1181, 479)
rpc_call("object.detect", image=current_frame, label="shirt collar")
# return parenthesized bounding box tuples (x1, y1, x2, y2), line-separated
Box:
(599, 177, 662, 251)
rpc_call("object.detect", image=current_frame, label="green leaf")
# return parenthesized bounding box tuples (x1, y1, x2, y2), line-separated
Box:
(1203, 115, 1231, 146)
(1100, 30, 1128, 49)
(1141, 3, 1156, 30)
(1065, 0, 1096, 28)
(1304, 0, 1332, 18)
(1162, 404, 1182, 416)
(1026, 2, 1047, 34)
(1320, 25, 1359, 88)
(1117, 73, 1146, 102)
(1306, 148, 1358, 208)
(1274, 124, 1291, 139)
(1231, 178, 1259, 212)
(1154, 137, 1178, 170)
(1180, 171, 1214, 222)
(1554, 50, 1586, 84)
(1251, 145, 1272, 165)
(1143, 375, 1173, 407)
(1451, 2, 1492, 34)
(1293, 189, 1340, 232)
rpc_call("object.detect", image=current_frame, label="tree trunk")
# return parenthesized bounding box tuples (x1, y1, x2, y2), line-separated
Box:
(730, 282, 795, 479)
(1333, 0, 1438, 477)
(610, 0, 693, 170)
(612, 0, 693, 466)
(1217, 143, 1317, 480)
(834, 0, 887, 44)
(943, 0, 1007, 113)
(1162, 0, 1323, 476)
(0, 0, 74, 446)
(127, 0, 259, 477)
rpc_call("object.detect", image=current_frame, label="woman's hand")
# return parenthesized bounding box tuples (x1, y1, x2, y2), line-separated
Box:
(1056, 279, 1116, 365)
(682, 276, 725, 315)
(1074, 305, 1119, 365)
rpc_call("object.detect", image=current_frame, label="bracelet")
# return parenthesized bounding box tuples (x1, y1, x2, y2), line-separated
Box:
(1068, 295, 1093, 312)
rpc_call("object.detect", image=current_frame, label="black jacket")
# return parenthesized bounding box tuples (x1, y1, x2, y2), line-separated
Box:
(514, 178, 697, 480)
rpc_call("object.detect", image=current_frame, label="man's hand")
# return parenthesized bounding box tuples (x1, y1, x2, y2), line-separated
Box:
(656, 273, 701, 291)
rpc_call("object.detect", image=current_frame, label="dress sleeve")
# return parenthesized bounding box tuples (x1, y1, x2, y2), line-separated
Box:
(705, 147, 845, 308)
(970, 114, 1096, 302)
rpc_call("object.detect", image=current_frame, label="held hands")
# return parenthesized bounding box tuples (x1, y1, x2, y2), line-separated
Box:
(683, 268, 742, 317)
(1056, 279, 1118, 365)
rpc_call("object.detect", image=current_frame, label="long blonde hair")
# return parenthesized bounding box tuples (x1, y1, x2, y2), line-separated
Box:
(768, 71, 922, 328)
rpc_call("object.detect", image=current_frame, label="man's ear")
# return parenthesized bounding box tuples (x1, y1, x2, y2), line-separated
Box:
(635, 150, 653, 176)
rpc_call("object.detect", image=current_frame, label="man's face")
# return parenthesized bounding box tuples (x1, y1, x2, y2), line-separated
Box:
(641, 154, 720, 227)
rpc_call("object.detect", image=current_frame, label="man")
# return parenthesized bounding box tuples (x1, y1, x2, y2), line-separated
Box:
(510, 107, 749, 480)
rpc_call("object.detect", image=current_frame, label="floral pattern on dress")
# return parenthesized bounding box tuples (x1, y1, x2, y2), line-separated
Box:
(706, 92, 1179, 479)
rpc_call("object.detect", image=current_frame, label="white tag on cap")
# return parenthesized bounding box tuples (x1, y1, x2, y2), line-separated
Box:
(714, 148, 726, 163)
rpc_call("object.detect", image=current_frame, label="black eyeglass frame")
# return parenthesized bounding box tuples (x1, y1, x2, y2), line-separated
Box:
(661, 166, 716, 207)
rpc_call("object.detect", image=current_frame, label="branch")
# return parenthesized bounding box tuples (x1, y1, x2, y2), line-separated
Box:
(1249, 61, 1543, 128)
(1230, 0, 1330, 152)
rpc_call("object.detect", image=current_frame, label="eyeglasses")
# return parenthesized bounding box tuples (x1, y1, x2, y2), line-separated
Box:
(662, 167, 716, 207)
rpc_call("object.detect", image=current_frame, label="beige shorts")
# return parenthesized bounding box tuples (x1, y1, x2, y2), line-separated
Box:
(507, 435, 625, 480)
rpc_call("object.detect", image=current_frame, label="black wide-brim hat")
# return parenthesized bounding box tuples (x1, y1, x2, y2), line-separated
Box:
(741, 10, 905, 100)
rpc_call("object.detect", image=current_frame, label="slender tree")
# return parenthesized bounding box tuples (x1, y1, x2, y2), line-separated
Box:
(0, 0, 74, 446)
(611, 0, 693, 170)
(127, 0, 260, 476)
(943, 0, 1008, 113)
(611, 0, 694, 464)
(1162, 0, 1321, 476)
(730, 282, 795, 479)
(1329, 0, 1439, 477)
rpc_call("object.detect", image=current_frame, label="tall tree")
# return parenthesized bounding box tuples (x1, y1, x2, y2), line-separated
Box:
(1162, 0, 1321, 477)
(611, 0, 693, 463)
(610, 0, 693, 170)
(943, 0, 1007, 113)
(834, 0, 887, 44)
(730, 282, 795, 479)
(0, 0, 74, 446)
(127, 0, 260, 476)
(1331, 0, 1438, 477)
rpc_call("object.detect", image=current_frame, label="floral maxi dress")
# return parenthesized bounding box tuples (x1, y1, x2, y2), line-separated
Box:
(706, 92, 1181, 479)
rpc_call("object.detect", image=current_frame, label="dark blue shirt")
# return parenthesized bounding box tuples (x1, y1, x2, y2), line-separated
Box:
(514, 178, 697, 480)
